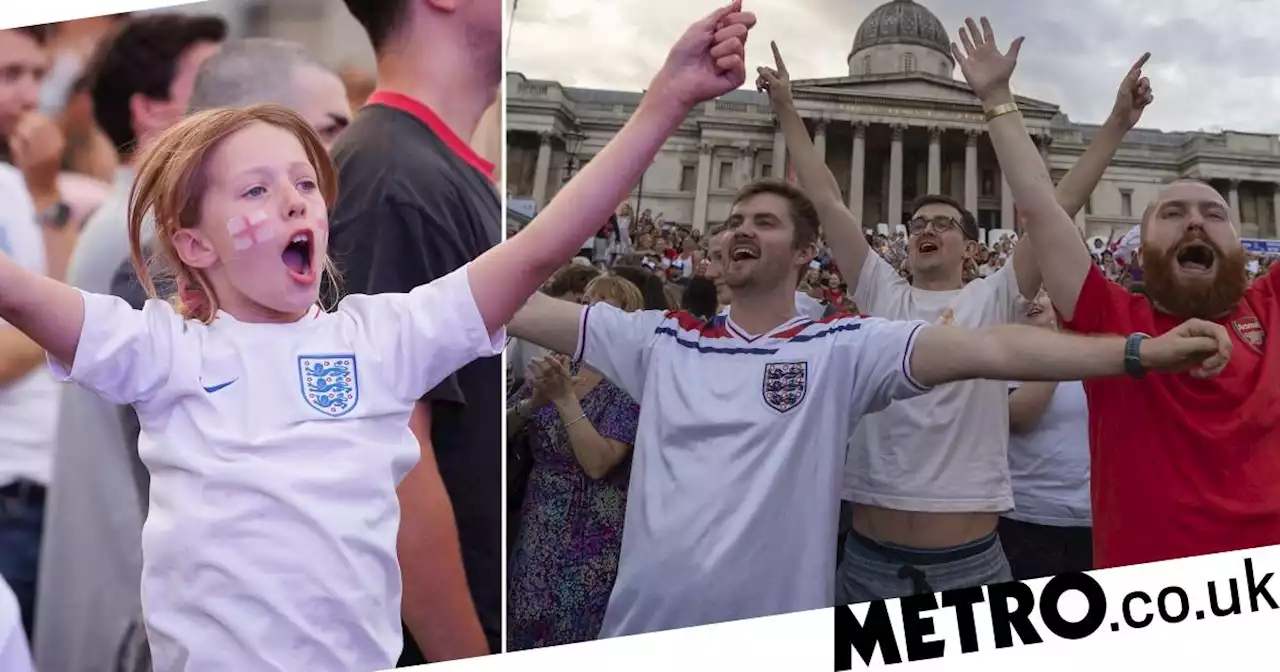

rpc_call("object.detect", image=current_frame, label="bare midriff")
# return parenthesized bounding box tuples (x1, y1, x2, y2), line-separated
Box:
(850, 505, 999, 550)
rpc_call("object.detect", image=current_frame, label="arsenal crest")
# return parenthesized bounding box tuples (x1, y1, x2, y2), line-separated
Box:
(762, 361, 808, 413)
(1232, 317, 1266, 354)
(298, 355, 359, 417)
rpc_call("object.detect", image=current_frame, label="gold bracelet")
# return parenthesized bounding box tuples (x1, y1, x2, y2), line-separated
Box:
(564, 413, 588, 429)
(984, 102, 1020, 121)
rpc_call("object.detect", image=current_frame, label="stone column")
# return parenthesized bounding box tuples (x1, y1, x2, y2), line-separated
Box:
(849, 121, 867, 221)
(1001, 172, 1015, 229)
(813, 118, 828, 165)
(1228, 179, 1242, 231)
(771, 126, 786, 179)
(888, 124, 905, 227)
(964, 130, 979, 215)
(532, 131, 554, 208)
(1037, 134, 1052, 166)
(693, 143, 714, 232)
(1272, 183, 1280, 238)
(927, 127, 942, 195)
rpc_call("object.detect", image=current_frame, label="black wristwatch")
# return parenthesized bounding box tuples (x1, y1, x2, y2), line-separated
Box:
(38, 202, 72, 230)
(1124, 332, 1150, 378)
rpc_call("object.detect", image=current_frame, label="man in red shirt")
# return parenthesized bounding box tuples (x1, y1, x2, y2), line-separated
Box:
(955, 17, 1278, 569)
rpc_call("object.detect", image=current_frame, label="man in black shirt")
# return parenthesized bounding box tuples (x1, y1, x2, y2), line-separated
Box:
(331, 0, 502, 663)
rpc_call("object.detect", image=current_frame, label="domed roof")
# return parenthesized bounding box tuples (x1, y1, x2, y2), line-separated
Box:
(851, 0, 953, 62)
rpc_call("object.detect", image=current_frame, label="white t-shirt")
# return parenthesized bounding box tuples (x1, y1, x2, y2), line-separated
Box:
(1006, 381, 1091, 527)
(50, 267, 502, 671)
(578, 305, 930, 637)
(843, 252, 1022, 512)
(0, 163, 60, 488)
(0, 579, 34, 672)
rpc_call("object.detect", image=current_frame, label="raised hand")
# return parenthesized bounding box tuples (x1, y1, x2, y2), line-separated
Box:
(755, 41, 793, 105)
(1110, 53, 1155, 130)
(951, 17, 1024, 105)
(1141, 319, 1233, 378)
(649, 0, 757, 111)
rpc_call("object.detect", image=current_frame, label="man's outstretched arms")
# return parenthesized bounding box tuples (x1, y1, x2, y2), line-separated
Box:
(910, 317, 1232, 388)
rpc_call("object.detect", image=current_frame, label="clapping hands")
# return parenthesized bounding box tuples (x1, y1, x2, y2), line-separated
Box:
(528, 355, 575, 406)
(650, 0, 757, 111)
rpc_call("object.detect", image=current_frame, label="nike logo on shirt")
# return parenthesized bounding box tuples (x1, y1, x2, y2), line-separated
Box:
(203, 379, 238, 394)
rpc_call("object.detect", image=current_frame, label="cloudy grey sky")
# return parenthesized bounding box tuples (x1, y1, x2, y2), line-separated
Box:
(508, 0, 1280, 134)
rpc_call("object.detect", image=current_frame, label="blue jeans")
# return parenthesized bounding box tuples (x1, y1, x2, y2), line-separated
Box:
(0, 480, 45, 641)
(837, 528, 1012, 604)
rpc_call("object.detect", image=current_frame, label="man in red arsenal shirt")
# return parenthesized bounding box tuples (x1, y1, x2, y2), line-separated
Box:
(955, 17, 1278, 569)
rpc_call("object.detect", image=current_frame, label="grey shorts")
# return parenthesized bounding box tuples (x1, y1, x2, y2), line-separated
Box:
(837, 528, 1013, 604)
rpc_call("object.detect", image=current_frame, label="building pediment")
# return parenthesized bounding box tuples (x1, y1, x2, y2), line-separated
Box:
(793, 72, 1060, 118)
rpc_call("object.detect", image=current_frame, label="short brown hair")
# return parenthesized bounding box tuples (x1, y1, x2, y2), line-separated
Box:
(731, 178, 820, 248)
(909, 194, 979, 241)
(544, 264, 600, 298)
(128, 104, 338, 323)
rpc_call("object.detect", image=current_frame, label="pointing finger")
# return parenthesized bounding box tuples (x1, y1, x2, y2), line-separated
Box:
(1123, 53, 1150, 86)
(1131, 52, 1151, 75)
(771, 40, 788, 75)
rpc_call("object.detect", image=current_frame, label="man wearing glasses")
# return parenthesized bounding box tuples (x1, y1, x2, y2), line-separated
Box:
(758, 41, 1150, 600)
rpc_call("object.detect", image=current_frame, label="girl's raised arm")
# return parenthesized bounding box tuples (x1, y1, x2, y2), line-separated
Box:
(466, 1, 757, 334)
(0, 251, 85, 368)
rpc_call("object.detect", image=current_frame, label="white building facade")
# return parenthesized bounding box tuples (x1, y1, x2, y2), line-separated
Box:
(507, 0, 1280, 244)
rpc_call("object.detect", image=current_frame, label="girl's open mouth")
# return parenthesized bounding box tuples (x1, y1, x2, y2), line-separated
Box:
(283, 230, 316, 283)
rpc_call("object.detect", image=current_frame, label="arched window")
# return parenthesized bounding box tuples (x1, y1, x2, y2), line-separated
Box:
(862, 55, 872, 75)
(903, 53, 915, 73)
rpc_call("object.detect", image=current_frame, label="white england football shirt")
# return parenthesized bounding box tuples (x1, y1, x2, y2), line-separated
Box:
(49, 267, 502, 672)
(578, 305, 930, 637)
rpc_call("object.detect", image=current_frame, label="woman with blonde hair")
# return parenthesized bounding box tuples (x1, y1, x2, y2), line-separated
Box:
(507, 273, 643, 649)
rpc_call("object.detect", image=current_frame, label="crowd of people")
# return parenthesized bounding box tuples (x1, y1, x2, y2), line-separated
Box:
(503, 8, 1277, 656)
(0, 2, 510, 670)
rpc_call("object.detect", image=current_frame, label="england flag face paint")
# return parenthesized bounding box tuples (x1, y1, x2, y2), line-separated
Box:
(227, 210, 278, 252)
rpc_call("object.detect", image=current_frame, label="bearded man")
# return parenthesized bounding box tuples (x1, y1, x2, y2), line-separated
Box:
(955, 16, 1279, 569)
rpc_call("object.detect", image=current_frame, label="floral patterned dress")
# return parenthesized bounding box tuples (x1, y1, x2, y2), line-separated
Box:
(506, 377, 639, 650)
